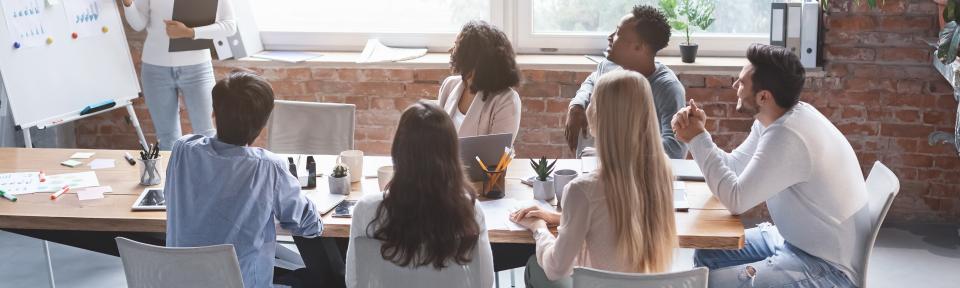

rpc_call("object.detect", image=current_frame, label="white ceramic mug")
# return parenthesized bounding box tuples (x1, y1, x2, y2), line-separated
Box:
(553, 169, 578, 204)
(340, 150, 364, 183)
(377, 166, 394, 192)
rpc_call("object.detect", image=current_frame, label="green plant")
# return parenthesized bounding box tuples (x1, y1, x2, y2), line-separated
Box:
(530, 156, 557, 182)
(938, 0, 960, 64)
(660, 0, 715, 45)
(332, 164, 348, 178)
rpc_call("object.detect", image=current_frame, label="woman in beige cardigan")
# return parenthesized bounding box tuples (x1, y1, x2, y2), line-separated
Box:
(438, 21, 522, 144)
(511, 70, 677, 287)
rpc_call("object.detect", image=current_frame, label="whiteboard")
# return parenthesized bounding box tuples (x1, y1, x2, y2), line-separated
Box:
(0, 0, 139, 128)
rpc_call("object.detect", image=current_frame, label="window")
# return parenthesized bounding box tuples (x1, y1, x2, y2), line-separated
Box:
(518, 0, 775, 55)
(254, 0, 775, 56)
(253, 0, 495, 51)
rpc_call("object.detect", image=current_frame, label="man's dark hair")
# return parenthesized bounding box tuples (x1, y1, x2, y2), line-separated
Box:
(450, 20, 520, 100)
(631, 5, 672, 52)
(746, 44, 806, 109)
(211, 70, 275, 146)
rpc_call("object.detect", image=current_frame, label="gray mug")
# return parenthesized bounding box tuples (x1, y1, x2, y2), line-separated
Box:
(553, 169, 578, 205)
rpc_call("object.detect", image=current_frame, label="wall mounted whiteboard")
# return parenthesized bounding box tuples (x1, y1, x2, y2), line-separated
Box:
(0, 0, 139, 129)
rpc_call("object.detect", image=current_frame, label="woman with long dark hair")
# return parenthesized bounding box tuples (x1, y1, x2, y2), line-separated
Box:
(344, 101, 493, 287)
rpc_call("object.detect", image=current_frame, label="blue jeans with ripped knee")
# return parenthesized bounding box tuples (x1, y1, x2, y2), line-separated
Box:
(693, 223, 857, 288)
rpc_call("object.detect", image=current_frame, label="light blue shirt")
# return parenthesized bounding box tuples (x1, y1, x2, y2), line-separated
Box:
(165, 135, 322, 288)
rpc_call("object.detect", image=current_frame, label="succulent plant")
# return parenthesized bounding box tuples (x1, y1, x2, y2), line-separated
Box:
(332, 164, 349, 178)
(530, 156, 557, 182)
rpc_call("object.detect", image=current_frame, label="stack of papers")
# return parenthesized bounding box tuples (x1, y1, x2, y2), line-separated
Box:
(251, 51, 323, 63)
(478, 199, 556, 231)
(356, 39, 427, 64)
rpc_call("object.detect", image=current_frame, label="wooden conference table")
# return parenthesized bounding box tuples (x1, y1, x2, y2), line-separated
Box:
(0, 148, 745, 250)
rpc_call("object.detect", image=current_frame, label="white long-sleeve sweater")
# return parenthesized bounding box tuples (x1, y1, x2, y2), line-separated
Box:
(123, 0, 236, 67)
(688, 102, 872, 282)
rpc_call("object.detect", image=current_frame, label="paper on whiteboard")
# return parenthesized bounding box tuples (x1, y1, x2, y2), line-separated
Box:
(63, 0, 107, 39)
(0, 172, 40, 195)
(2, 0, 48, 48)
(356, 39, 427, 64)
(35, 171, 99, 192)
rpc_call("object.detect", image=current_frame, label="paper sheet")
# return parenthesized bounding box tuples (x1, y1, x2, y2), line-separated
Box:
(77, 186, 112, 194)
(2, 0, 47, 48)
(251, 51, 323, 63)
(70, 152, 95, 159)
(77, 189, 104, 200)
(356, 39, 427, 64)
(478, 199, 556, 231)
(63, 0, 108, 39)
(0, 172, 40, 195)
(35, 171, 100, 192)
(88, 159, 115, 169)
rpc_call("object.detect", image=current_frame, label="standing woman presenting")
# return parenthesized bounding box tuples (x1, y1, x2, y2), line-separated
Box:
(121, 0, 236, 150)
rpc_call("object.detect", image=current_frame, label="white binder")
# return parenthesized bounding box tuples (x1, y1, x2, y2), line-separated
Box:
(800, 0, 821, 68)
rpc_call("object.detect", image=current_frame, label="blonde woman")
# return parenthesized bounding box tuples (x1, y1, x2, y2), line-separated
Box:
(511, 70, 677, 287)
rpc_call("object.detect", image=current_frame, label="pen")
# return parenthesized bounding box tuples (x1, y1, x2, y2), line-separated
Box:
(0, 190, 16, 202)
(39, 170, 46, 182)
(50, 185, 70, 200)
(123, 152, 136, 165)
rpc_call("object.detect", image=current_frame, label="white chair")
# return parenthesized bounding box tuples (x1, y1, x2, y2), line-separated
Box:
(114, 237, 244, 288)
(267, 100, 356, 155)
(857, 161, 901, 287)
(572, 266, 709, 288)
(352, 237, 494, 288)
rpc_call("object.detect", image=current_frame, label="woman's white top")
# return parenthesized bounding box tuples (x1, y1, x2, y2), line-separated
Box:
(123, 0, 237, 67)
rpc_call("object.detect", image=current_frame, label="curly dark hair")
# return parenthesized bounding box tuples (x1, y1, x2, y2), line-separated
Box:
(450, 20, 520, 100)
(747, 44, 806, 109)
(631, 5, 672, 52)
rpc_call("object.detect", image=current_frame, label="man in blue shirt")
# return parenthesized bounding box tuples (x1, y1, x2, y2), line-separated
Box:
(164, 70, 322, 287)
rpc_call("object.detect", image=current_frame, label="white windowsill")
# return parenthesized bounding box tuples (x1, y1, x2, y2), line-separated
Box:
(218, 52, 822, 76)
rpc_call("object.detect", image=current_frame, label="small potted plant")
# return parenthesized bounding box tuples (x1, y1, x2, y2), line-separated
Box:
(329, 163, 350, 195)
(660, 0, 715, 63)
(530, 156, 557, 201)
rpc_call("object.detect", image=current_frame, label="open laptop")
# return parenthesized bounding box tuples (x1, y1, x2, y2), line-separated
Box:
(670, 159, 705, 181)
(459, 133, 513, 181)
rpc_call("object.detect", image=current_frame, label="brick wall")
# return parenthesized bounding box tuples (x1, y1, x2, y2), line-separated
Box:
(79, 0, 958, 223)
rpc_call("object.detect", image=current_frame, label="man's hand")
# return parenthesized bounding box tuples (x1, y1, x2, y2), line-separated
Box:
(672, 99, 707, 143)
(164, 20, 195, 39)
(565, 105, 588, 153)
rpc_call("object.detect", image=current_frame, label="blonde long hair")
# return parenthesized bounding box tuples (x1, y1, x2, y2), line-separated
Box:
(586, 70, 677, 273)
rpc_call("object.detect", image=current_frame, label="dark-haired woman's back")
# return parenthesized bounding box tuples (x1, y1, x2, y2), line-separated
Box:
(345, 193, 493, 288)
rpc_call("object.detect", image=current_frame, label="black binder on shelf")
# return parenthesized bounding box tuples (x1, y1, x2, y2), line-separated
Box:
(169, 0, 218, 52)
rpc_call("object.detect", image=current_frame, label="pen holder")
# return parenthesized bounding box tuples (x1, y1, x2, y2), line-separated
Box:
(481, 166, 506, 199)
(138, 158, 162, 186)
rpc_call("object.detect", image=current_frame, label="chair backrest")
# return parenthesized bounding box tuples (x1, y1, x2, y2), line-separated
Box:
(115, 237, 244, 288)
(572, 266, 709, 288)
(267, 100, 355, 155)
(352, 237, 493, 288)
(859, 161, 900, 287)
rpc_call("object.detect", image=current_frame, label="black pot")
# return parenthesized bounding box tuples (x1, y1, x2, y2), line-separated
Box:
(680, 43, 699, 63)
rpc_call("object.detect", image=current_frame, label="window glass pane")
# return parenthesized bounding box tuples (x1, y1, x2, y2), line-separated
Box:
(253, 0, 489, 33)
(532, 0, 775, 35)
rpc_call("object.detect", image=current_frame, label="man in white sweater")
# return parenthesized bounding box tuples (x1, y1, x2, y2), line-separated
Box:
(671, 44, 870, 288)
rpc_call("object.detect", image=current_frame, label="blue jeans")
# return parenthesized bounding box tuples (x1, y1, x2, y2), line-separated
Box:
(141, 62, 216, 150)
(694, 223, 857, 288)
